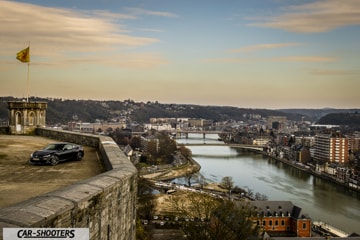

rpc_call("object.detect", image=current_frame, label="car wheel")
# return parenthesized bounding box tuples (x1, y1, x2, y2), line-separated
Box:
(76, 152, 83, 160)
(50, 156, 59, 166)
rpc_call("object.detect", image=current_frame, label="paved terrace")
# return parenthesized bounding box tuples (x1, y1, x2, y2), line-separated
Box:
(0, 135, 105, 208)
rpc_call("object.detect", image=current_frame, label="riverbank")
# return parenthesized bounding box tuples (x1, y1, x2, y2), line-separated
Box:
(141, 146, 359, 194)
(262, 151, 360, 194)
(141, 144, 360, 235)
(141, 156, 201, 181)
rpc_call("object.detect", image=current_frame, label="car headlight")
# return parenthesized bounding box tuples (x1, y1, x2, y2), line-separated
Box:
(43, 154, 51, 158)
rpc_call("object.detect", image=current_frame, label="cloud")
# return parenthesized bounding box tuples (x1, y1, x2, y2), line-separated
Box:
(136, 28, 165, 33)
(204, 58, 250, 63)
(271, 56, 338, 62)
(249, 0, 360, 33)
(205, 56, 337, 63)
(124, 7, 178, 18)
(92, 10, 137, 20)
(310, 69, 358, 76)
(65, 52, 169, 68)
(228, 43, 303, 53)
(0, 1, 167, 68)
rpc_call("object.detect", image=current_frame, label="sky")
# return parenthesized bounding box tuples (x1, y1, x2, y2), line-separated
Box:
(0, 0, 359, 109)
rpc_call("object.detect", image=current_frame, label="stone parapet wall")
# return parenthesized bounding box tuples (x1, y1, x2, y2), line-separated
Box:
(0, 127, 9, 135)
(0, 128, 137, 240)
(35, 128, 100, 148)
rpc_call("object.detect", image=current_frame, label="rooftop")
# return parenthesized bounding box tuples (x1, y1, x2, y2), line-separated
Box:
(250, 201, 309, 219)
(0, 135, 105, 208)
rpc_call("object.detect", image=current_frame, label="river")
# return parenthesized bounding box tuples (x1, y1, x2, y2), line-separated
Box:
(175, 133, 360, 234)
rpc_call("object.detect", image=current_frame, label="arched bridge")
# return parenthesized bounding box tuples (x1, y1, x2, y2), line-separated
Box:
(173, 129, 227, 139)
(182, 143, 265, 152)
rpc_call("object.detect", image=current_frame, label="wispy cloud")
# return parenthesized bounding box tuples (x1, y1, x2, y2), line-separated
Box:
(205, 56, 337, 63)
(250, 0, 360, 33)
(310, 69, 358, 76)
(62, 52, 169, 68)
(136, 28, 165, 33)
(272, 56, 338, 62)
(228, 42, 303, 53)
(0, 1, 168, 68)
(92, 10, 137, 20)
(204, 58, 250, 63)
(124, 7, 178, 18)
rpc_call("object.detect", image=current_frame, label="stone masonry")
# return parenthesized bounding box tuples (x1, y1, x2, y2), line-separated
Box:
(0, 128, 138, 240)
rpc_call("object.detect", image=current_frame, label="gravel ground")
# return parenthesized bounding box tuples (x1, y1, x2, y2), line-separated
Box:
(0, 135, 105, 208)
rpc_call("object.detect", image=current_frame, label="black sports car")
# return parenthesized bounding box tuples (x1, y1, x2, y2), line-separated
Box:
(29, 142, 84, 165)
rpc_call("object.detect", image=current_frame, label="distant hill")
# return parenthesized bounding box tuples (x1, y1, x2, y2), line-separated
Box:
(0, 97, 112, 124)
(1, 96, 356, 125)
(317, 112, 360, 130)
(279, 108, 360, 122)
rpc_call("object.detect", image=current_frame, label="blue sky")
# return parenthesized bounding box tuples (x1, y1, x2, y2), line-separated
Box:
(0, 0, 359, 109)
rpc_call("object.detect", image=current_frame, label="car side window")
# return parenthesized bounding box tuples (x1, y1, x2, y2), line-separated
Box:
(64, 144, 73, 150)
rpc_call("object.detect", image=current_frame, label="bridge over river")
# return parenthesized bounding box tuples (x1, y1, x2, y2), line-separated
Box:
(173, 129, 227, 139)
(182, 143, 265, 152)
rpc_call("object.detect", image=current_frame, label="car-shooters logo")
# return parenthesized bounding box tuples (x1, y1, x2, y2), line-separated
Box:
(3, 228, 89, 240)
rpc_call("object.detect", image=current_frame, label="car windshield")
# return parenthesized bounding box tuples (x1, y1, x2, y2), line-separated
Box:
(43, 144, 65, 150)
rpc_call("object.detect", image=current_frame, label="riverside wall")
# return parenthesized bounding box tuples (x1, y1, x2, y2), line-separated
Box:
(0, 128, 138, 240)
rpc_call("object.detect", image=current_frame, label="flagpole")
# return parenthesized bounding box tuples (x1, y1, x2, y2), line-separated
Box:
(16, 43, 31, 101)
(26, 43, 30, 102)
(27, 61, 30, 102)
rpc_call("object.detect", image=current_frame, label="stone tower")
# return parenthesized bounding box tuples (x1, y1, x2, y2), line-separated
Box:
(8, 101, 47, 134)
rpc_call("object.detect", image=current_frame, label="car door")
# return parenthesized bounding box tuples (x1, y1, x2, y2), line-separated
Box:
(61, 144, 74, 161)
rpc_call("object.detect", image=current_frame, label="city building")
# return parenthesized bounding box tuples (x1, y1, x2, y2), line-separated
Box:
(267, 116, 287, 133)
(349, 132, 360, 153)
(140, 135, 159, 153)
(250, 201, 311, 237)
(68, 121, 127, 133)
(144, 123, 173, 131)
(313, 132, 349, 164)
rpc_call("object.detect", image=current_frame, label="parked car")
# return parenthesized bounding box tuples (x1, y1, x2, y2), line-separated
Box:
(29, 142, 84, 165)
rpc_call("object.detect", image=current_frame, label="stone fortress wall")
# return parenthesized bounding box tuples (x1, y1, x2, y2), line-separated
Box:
(0, 128, 138, 240)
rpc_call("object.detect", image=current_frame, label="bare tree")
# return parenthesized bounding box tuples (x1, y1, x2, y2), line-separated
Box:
(255, 192, 268, 201)
(220, 176, 234, 198)
(171, 192, 259, 240)
(210, 200, 260, 240)
(172, 192, 219, 222)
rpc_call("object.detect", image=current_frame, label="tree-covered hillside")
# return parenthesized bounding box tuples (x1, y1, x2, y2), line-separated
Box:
(317, 112, 360, 130)
(0, 96, 328, 125)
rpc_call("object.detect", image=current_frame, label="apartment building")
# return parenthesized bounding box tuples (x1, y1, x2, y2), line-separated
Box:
(140, 135, 159, 153)
(313, 132, 349, 164)
(349, 132, 360, 153)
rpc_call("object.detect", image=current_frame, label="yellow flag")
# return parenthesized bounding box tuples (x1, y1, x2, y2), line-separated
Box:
(16, 47, 30, 63)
